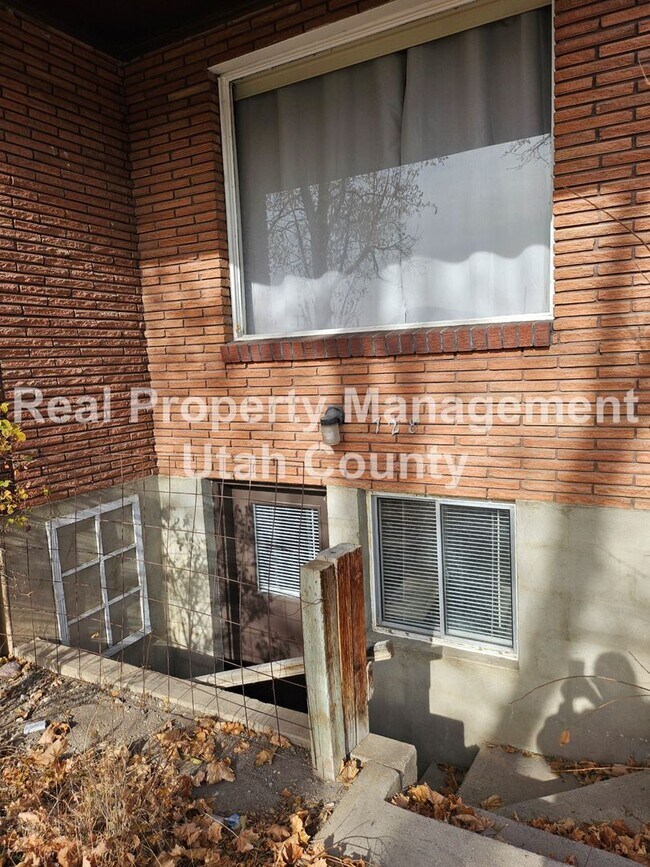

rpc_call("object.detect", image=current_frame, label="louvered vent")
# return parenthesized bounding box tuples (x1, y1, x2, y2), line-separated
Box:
(441, 503, 513, 647)
(253, 503, 320, 597)
(376, 497, 440, 634)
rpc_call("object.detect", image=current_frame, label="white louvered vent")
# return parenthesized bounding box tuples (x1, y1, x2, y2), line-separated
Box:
(374, 496, 515, 650)
(376, 496, 440, 635)
(441, 504, 514, 647)
(253, 503, 320, 597)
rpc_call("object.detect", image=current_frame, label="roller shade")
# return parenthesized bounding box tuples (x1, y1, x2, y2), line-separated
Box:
(253, 503, 320, 597)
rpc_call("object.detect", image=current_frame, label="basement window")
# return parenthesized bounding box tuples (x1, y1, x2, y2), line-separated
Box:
(253, 502, 321, 597)
(372, 495, 515, 651)
(47, 496, 150, 656)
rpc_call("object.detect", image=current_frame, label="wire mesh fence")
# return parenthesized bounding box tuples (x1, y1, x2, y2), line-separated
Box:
(0, 459, 336, 752)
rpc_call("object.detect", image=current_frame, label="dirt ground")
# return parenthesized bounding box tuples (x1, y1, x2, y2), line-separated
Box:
(0, 660, 344, 817)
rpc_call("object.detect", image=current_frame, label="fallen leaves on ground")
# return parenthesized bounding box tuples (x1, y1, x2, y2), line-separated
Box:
(255, 747, 277, 767)
(549, 756, 649, 786)
(438, 763, 465, 794)
(392, 782, 494, 833)
(0, 718, 365, 867)
(193, 758, 236, 785)
(527, 817, 650, 863)
(393, 781, 650, 863)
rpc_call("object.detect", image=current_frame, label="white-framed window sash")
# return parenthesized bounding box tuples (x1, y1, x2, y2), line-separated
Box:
(47, 495, 151, 657)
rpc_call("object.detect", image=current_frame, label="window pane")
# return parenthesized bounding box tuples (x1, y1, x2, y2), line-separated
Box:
(376, 497, 439, 634)
(100, 503, 135, 554)
(62, 563, 102, 621)
(253, 503, 320, 597)
(57, 518, 97, 572)
(235, 8, 551, 335)
(69, 612, 107, 654)
(441, 504, 514, 647)
(108, 594, 143, 645)
(104, 549, 139, 599)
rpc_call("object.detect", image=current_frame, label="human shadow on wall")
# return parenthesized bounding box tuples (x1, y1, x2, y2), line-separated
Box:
(535, 653, 650, 763)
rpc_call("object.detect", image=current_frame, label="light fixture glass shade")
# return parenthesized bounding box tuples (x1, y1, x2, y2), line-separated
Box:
(321, 423, 341, 446)
(320, 405, 344, 445)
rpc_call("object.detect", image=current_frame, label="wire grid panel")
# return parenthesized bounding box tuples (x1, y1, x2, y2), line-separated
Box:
(1, 465, 330, 748)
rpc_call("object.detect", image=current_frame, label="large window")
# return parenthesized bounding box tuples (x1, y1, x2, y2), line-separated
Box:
(372, 495, 515, 650)
(47, 496, 150, 656)
(225, 5, 552, 338)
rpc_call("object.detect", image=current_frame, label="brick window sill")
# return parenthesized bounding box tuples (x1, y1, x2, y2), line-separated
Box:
(221, 321, 552, 364)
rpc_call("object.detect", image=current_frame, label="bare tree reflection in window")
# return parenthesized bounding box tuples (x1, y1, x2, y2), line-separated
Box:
(266, 161, 440, 331)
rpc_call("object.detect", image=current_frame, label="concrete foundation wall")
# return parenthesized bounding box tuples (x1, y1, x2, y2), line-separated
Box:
(326, 485, 649, 768)
(156, 476, 223, 671)
(4, 477, 647, 766)
(2, 475, 222, 676)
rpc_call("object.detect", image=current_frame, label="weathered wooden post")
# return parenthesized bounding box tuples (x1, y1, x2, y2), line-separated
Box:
(300, 543, 369, 781)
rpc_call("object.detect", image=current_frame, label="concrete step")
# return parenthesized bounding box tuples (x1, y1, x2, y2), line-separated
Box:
(418, 759, 446, 791)
(476, 805, 632, 867)
(458, 745, 579, 807)
(501, 770, 649, 831)
(318, 737, 630, 867)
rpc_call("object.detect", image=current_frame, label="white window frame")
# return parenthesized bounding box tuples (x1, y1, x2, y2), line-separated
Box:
(212, 0, 554, 342)
(368, 491, 518, 657)
(46, 496, 151, 657)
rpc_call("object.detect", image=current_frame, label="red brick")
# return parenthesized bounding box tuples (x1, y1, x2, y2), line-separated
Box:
(386, 333, 401, 356)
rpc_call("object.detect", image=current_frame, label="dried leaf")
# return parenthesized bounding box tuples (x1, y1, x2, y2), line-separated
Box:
(269, 731, 291, 749)
(219, 721, 244, 736)
(205, 759, 235, 783)
(278, 836, 304, 864)
(205, 821, 223, 843)
(480, 795, 504, 811)
(234, 829, 259, 853)
(337, 759, 360, 784)
(267, 823, 290, 842)
(254, 747, 276, 767)
(39, 722, 70, 745)
(289, 813, 310, 845)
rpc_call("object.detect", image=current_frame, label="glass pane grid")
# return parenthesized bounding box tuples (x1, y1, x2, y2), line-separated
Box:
(49, 496, 149, 653)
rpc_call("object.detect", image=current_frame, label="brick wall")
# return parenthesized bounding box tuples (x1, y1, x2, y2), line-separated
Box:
(126, 0, 650, 507)
(123, 0, 650, 510)
(4, 0, 644, 508)
(0, 7, 156, 500)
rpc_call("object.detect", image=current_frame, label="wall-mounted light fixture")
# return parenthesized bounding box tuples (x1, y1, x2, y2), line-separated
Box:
(320, 405, 345, 446)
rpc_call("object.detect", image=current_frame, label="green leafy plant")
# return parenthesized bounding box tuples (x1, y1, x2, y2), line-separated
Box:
(0, 401, 30, 528)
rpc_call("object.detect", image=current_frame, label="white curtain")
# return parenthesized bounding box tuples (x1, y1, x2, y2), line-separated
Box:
(235, 7, 552, 336)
